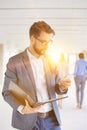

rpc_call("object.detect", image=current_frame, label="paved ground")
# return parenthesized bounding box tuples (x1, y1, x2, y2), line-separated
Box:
(0, 76, 87, 130)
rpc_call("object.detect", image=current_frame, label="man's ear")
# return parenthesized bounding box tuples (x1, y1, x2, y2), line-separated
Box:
(30, 35, 35, 44)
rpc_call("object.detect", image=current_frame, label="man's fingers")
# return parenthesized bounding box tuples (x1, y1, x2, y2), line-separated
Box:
(25, 99, 29, 106)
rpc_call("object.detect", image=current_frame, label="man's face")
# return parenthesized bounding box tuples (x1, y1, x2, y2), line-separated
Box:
(32, 31, 53, 56)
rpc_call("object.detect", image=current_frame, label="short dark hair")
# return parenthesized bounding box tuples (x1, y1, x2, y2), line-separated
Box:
(29, 21, 55, 38)
(79, 53, 84, 59)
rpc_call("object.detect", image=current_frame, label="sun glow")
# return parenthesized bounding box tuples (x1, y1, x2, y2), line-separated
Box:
(46, 49, 61, 63)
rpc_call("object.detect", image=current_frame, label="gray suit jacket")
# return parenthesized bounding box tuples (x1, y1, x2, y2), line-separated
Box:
(2, 48, 67, 130)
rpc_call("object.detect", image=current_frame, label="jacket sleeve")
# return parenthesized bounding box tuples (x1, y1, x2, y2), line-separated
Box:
(2, 57, 24, 110)
(54, 62, 68, 95)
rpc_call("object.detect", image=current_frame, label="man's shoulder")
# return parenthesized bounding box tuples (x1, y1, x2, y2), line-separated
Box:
(45, 54, 55, 65)
(10, 49, 27, 60)
(45, 54, 57, 72)
(8, 49, 27, 66)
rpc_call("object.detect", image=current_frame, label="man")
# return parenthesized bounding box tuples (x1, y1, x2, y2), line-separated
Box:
(74, 52, 87, 109)
(2, 21, 71, 130)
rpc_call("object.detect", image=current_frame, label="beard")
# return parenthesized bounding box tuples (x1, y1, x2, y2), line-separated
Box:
(33, 44, 47, 56)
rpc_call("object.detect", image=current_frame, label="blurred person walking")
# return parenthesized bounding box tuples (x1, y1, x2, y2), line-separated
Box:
(74, 52, 87, 109)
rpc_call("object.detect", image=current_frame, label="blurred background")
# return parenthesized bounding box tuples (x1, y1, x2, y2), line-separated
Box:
(0, 0, 87, 130)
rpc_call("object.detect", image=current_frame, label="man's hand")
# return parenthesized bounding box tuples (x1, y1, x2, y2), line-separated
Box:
(59, 77, 71, 91)
(21, 99, 43, 114)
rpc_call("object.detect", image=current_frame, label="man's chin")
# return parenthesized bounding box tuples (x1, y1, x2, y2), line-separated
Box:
(37, 50, 46, 56)
(40, 50, 46, 55)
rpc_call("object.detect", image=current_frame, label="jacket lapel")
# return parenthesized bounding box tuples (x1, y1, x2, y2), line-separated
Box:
(22, 49, 37, 94)
(43, 56, 56, 99)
